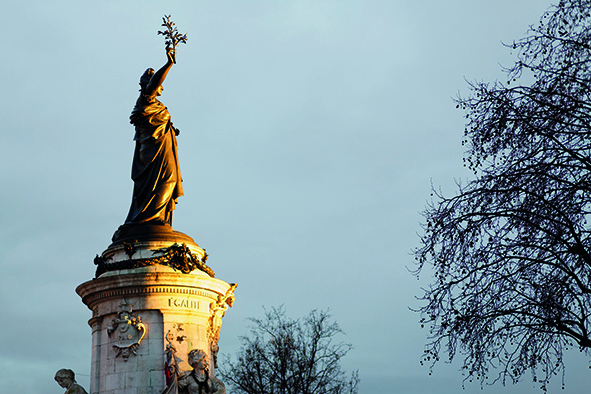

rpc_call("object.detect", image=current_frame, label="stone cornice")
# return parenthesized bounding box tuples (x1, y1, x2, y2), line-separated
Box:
(76, 270, 232, 309)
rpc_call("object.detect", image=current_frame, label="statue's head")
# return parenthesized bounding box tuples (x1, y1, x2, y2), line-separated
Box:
(188, 349, 209, 372)
(54, 369, 75, 389)
(139, 68, 155, 92)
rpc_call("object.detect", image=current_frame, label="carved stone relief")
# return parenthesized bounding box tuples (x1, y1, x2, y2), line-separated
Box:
(207, 284, 237, 368)
(107, 303, 146, 361)
(164, 331, 183, 386)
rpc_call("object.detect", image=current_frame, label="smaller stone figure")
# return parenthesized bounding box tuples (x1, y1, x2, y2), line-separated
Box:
(54, 369, 88, 394)
(178, 349, 225, 394)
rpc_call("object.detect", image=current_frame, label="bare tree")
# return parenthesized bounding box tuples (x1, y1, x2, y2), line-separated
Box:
(414, 0, 591, 391)
(219, 307, 359, 394)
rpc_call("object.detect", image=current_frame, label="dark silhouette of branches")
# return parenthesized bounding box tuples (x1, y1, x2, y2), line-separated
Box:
(414, 0, 591, 391)
(219, 307, 359, 394)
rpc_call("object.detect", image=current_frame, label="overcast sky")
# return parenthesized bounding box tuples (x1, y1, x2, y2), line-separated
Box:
(2, 1, 589, 393)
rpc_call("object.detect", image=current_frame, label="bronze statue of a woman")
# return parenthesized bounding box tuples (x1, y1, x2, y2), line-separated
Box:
(112, 17, 188, 243)
(124, 47, 183, 227)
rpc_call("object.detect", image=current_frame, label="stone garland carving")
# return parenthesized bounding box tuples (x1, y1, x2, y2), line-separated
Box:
(94, 243, 213, 278)
(123, 241, 137, 259)
(207, 284, 237, 368)
(107, 304, 146, 361)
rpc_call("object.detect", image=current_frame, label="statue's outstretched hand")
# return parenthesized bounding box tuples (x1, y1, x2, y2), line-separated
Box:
(167, 48, 176, 64)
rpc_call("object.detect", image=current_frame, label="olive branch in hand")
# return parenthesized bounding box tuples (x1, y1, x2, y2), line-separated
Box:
(158, 15, 188, 63)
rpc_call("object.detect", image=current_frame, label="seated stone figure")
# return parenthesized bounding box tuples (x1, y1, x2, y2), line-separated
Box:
(54, 369, 88, 394)
(178, 349, 225, 394)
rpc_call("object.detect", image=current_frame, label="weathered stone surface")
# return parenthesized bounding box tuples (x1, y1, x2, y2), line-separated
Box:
(77, 242, 235, 394)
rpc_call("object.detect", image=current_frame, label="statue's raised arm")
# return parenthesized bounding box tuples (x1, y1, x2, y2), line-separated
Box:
(113, 16, 188, 242)
(143, 49, 175, 97)
(143, 14, 187, 97)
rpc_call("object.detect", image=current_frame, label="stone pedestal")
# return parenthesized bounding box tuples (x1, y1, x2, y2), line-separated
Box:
(77, 235, 235, 394)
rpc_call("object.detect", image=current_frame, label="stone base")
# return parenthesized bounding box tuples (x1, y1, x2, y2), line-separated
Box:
(77, 238, 235, 394)
(111, 222, 198, 246)
(95, 228, 212, 279)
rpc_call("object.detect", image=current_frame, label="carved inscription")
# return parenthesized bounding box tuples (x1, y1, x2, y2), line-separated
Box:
(168, 297, 200, 310)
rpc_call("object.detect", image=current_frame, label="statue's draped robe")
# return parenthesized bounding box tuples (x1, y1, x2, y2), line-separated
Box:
(125, 94, 183, 225)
